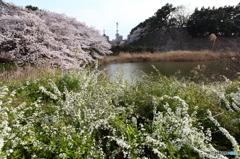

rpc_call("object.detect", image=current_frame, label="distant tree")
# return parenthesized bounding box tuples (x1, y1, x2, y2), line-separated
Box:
(25, 5, 38, 11)
(153, 3, 176, 28)
(172, 5, 191, 28)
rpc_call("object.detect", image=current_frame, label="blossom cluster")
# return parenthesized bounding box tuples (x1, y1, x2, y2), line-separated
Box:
(0, 2, 112, 69)
(203, 80, 240, 113)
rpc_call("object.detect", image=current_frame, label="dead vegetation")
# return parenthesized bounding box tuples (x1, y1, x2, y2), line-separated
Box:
(0, 64, 59, 81)
(99, 50, 221, 65)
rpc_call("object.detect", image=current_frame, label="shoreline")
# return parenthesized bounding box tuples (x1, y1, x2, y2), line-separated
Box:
(99, 50, 221, 65)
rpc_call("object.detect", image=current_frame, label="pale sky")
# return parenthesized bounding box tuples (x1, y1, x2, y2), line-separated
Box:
(4, 0, 239, 40)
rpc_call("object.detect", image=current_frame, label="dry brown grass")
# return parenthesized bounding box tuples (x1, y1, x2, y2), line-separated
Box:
(99, 50, 221, 65)
(0, 64, 60, 82)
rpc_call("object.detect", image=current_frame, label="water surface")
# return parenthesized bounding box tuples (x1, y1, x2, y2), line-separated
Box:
(99, 61, 217, 81)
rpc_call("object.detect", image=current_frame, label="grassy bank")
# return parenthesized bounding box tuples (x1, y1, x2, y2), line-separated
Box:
(0, 64, 60, 82)
(99, 50, 220, 65)
(0, 66, 240, 158)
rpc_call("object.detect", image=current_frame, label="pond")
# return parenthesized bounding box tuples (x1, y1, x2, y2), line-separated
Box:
(98, 61, 218, 81)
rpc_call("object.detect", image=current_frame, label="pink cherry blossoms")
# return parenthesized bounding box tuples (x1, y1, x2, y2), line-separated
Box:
(0, 2, 112, 69)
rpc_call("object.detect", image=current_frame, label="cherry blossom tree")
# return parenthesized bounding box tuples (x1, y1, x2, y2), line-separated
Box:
(0, 2, 112, 69)
(127, 26, 149, 44)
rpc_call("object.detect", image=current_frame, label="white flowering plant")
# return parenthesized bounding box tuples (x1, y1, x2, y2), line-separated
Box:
(0, 66, 239, 158)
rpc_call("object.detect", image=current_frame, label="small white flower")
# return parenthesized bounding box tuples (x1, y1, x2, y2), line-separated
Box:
(152, 148, 166, 158)
(26, 81, 30, 86)
(0, 137, 4, 151)
(59, 153, 67, 159)
(10, 90, 16, 97)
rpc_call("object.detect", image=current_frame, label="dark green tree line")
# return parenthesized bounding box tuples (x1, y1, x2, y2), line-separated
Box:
(187, 5, 240, 36)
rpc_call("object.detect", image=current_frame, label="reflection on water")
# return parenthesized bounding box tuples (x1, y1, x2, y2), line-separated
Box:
(98, 61, 217, 81)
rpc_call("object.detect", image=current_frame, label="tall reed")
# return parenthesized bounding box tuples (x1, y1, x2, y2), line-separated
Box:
(99, 50, 220, 65)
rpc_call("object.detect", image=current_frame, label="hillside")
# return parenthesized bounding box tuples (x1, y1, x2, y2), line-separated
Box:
(128, 28, 240, 52)
(126, 3, 240, 52)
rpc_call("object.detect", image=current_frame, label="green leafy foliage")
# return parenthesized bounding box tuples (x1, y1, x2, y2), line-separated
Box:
(0, 66, 239, 158)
